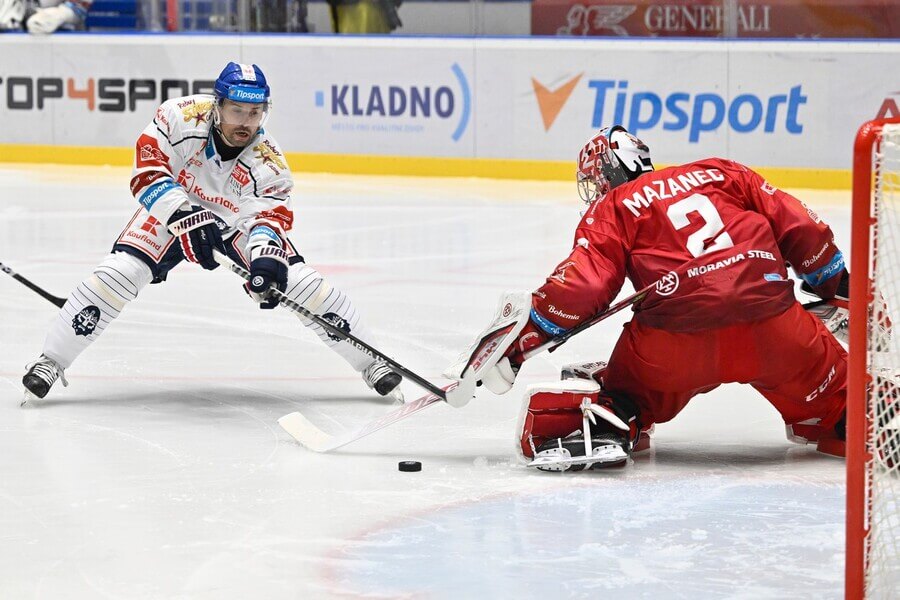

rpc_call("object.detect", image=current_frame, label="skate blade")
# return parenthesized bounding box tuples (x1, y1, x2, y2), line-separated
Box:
(528, 444, 628, 471)
(388, 388, 405, 404)
(20, 390, 38, 407)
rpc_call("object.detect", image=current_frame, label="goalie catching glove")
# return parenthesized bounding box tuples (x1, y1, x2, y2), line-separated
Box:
(245, 225, 289, 309)
(801, 269, 892, 349)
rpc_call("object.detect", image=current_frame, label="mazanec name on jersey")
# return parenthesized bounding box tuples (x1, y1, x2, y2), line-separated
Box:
(620, 168, 725, 217)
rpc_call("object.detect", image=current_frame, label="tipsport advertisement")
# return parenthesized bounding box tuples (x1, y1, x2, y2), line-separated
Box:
(0, 35, 896, 172)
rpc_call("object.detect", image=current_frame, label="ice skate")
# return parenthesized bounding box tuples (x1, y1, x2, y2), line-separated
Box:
(22, 354, 68, 404)
(529, 431, 630, 472)
(362, 360, 404, 403)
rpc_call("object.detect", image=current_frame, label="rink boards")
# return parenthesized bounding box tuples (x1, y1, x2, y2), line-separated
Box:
(0, 35, 897, 187)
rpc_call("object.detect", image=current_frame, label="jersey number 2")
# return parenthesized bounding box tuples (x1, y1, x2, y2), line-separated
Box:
(666, 193, 734, 258)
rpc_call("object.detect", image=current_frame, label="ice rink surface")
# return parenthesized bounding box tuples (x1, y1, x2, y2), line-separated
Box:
(0, 165, 853, 599)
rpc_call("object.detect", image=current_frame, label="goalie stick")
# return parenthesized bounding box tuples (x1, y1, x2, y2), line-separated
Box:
(279, 280, 656, 453)
(0, 261, 66, 308)
(213, 250, 474, 407)
(523, 281, 655, 361)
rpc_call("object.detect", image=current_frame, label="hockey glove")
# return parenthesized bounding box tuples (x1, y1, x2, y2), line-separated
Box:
(26, 3, 79, 34)
(803, 269, 892, 348)
(167, 206, 225, 271)
(481, 319, 550, 395)
(246, 243, 289, 309)
(803, 270, 851, 344)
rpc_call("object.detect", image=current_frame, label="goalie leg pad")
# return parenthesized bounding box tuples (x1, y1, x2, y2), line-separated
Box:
(43, 252, 152, 369)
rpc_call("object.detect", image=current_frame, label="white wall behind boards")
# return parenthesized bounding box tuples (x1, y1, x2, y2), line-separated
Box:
(0, 35, 896, 172)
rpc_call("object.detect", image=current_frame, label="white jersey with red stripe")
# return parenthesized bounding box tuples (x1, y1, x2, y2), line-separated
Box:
(129, 94, 294, 241)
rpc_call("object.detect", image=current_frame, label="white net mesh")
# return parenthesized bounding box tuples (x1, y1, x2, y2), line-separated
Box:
(866, 123, 900, 598)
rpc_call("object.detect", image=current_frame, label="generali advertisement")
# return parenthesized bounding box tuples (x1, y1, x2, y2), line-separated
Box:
(0, 36, 897, 171)
(532, 0, 899, 38)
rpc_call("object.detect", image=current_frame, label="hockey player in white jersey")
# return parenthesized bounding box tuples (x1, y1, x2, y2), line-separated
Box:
(0, 1, 92, 34)
(22, 61, 403, 402)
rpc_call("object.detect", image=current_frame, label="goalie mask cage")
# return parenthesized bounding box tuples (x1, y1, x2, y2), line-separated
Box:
(847, 117, 900, 600)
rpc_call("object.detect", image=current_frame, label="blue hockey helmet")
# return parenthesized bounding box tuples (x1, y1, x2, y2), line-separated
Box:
(214, 62, 270, 104)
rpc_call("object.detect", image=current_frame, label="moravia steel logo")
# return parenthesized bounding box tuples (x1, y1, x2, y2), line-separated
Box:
(314, 63, 471, 142)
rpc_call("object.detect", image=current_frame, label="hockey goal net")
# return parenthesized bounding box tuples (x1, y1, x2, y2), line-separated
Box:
(847, 117, 900, 599)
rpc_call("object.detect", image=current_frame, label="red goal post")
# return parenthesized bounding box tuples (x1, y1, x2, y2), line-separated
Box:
(847, 116, 900, 600)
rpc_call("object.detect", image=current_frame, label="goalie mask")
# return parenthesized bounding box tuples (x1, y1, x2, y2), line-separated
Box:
(576, 126, 653, 204)
(577, 130, 629, 204)
(0, 0, 25, 30)
(608, 125, 653, 180)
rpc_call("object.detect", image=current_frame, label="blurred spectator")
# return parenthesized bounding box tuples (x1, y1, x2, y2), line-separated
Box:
(254, 0, 308, 33)
(0, 0, 25, 30)
(327, 0, 401, 33)
(0, 0, 92, 34)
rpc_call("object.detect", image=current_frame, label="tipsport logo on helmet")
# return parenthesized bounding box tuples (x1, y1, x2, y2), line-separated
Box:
(227, 86, 267, 103)
(315, 63, 471, 142)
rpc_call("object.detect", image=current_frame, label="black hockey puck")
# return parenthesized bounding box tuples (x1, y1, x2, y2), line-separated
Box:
(398, 460, 422, 472)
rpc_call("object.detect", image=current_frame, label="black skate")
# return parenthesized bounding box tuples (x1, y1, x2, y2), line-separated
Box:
(530, 432, 630, 472)
(22, 355, 68, 400)
(362, 361, 404, 402)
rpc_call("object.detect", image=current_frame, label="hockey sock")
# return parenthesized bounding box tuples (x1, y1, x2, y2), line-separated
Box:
(42, 252, 152, 369)
(283, 262, 378, 372)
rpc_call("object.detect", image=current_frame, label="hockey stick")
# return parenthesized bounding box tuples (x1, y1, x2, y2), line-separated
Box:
(522, 280, 657, 360)
(212, 250, 471, 405)
(0, 261, 66, 308)
(278, 382, 459, 452)
(278, 281, 657, 453)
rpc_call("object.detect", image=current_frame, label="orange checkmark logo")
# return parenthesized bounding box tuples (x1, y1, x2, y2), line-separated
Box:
(532, 73, 583, 131)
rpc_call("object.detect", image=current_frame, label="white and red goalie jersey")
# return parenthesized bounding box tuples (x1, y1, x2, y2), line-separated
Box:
(129, 94, 294, 242)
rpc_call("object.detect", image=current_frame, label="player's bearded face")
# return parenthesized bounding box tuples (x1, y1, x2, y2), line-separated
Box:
(216, 99, 269, 147)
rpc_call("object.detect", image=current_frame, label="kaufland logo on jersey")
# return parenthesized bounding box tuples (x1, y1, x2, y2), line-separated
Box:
(315, 63, 471, 141)
(533, 75, 807, 142)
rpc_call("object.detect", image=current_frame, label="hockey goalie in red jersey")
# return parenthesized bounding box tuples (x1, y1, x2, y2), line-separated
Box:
(450, 125, 852, 472)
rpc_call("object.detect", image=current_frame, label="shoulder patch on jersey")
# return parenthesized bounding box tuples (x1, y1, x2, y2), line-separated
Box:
(136, 134, 170, 169)
(181, 100, 215, 126)
(253, 140, 287, 174)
